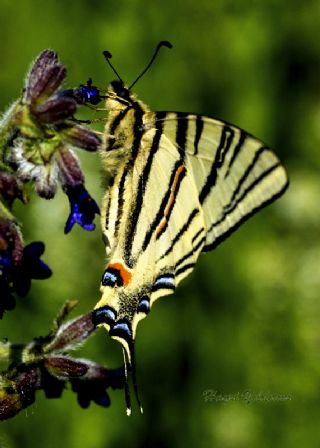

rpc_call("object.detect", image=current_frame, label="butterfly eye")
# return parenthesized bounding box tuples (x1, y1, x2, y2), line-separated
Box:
(92, 306, 117, 326)
(117, 87, 130, 101)
(110, 80, 130, 101)
(120, 89, 129, 99)
(137, 295, 150, 314)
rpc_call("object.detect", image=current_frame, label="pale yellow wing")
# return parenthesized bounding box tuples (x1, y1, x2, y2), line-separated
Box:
(155, 112, 288, 252)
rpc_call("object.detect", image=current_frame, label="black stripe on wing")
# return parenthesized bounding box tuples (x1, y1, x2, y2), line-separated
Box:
(158, 208, 200, 261)
(209, 162, 283, 231)
(155, 111, 189, 159)
(175, 112, 189, 158)
(142, 160, 185, 252)
(224, 129, 247, 178)
(114, 166, 128, 239)
(175, 262, 196, 278)
(106, 108, 131, 151)
(104, 192, 112, 231)
(130, 107, 144, 161)
(204, 170, 289, 252)
(194, 116, 204, 155)
(226, 146, 268, 208)
(175, 235, 206, 271)
(123, 118, 164, 265)
(199, 124, 235, 204)
(192, 227, 205, 245)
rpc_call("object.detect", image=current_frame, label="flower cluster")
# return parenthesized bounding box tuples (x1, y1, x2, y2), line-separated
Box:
(0, 50, 102, 317)
(0, 49, 101, 230)
(0, 303, 124, 420)
(0, 50, 123, 419)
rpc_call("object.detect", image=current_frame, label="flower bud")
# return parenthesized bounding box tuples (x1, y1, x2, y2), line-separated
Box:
(0, 173, 26, 204)
(44, 356, 89, 379)
(56, 147, 84, 187)
(34, 164, 58, 199)
(61, 124, 101, 152)
(32, 97, 77, 124)
(24, 50, 66, 105)
(0, 368, 39, 420)
(45, 313, 95, 352)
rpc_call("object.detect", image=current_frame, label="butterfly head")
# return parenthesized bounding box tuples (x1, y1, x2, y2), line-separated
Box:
(105, 80, 148, 115)
(110, 80, 131, 102)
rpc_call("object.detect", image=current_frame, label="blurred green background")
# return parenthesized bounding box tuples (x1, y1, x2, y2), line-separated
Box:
(1, 0, 320, 447)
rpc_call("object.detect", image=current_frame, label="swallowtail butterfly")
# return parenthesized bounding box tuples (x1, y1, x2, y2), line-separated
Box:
(91, 42, 289, 414)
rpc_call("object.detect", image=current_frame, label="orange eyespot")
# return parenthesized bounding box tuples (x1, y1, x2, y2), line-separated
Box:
(108, 262, 132, 286)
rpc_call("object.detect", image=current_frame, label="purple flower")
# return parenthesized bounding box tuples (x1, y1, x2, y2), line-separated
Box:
(70, 366, 124, 409)
(2, 49, 101, 232)
(0, 218, 52, 318)
(13, 241, 52, 296)
(71, 378, 111, 408)
(0, 307, 125, 419)
(24, 49, 67, 107)
(64, 184, 100, 234)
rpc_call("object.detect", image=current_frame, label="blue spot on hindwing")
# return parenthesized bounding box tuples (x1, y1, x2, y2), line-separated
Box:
(152, 274, 175, 292)
(102, 270, 118, 286)
(92, 306, 117, 326)
(109, 320, 132, 342)
(137, 295, 150, 314)
(101, 266, 125, 287)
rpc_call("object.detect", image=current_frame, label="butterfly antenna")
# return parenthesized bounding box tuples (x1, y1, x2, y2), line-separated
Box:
(103, 50, 123, 83)
(128, 40, 173, 90)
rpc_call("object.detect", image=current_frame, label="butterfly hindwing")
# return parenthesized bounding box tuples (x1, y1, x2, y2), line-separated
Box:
(136, 127, 205, 302)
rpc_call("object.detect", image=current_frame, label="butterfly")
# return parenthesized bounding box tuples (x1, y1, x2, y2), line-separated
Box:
(91, 42, 289, 414)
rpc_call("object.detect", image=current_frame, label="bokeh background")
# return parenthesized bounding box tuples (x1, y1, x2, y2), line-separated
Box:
(1, 0, 320, 447)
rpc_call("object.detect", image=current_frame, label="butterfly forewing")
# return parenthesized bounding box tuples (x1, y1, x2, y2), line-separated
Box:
(155, 112, 288, 252)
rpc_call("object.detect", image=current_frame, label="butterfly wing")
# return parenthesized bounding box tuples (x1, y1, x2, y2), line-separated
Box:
(100, 111, 288, 307)
(154, 112, 289, 253)
(118, 124, 205, 305)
